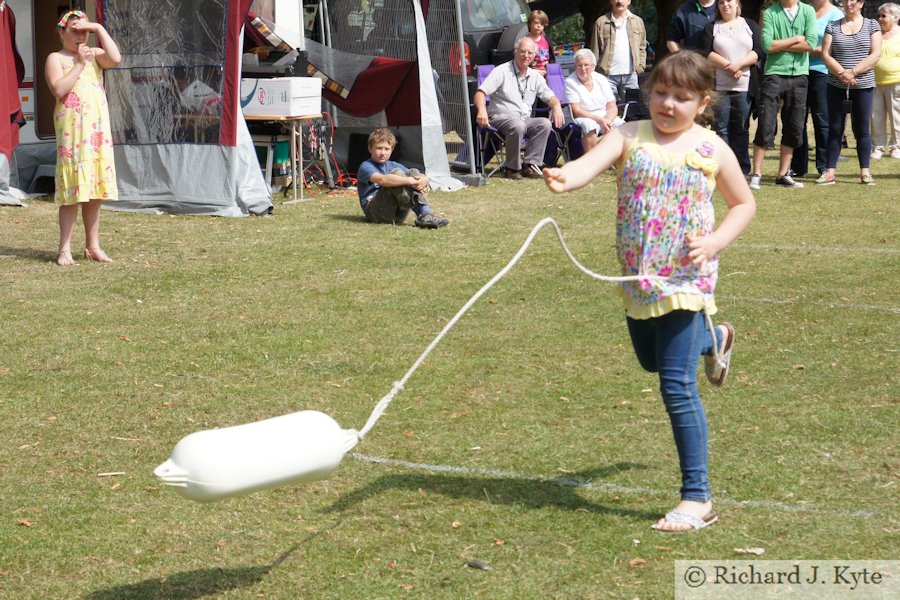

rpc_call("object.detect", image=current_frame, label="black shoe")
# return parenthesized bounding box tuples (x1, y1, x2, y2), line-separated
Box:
(414, 213, 449, 229)
(775, 174, 804, 188)
(501, 167, 522, 180)
(520, 165, 542, 179)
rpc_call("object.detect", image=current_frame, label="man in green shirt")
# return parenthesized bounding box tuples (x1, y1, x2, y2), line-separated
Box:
(748, 0, 818, 190)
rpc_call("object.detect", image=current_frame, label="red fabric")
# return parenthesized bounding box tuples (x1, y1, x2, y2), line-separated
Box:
(0, 3, 25, 159)
(322, 56, 420, 126)
(221, 0, 254, 146)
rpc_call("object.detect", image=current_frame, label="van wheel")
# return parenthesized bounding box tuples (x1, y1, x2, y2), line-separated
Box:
(491, 23, 527, 65)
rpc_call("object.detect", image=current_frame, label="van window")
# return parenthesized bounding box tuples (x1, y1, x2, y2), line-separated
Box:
(462, 0, 527, 32)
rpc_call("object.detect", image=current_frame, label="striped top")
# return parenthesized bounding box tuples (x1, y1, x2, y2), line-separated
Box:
(825, 18, 880, 89)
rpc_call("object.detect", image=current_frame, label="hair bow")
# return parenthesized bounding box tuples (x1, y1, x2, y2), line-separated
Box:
(57, 10, 86, 29)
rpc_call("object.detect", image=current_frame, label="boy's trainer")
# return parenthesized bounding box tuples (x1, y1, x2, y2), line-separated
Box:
(415, 214, 449, 229)
(775, 173, 804, 188)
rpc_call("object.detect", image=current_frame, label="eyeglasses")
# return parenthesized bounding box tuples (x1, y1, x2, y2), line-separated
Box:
(516, 49, 536, 57)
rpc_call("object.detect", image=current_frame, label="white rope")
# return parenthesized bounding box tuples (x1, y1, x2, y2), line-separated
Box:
(355, 217, 722, 440)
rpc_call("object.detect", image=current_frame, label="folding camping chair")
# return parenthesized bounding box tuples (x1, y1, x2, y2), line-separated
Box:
(543, 63, 581, 166)
(474, 64, 518, 178)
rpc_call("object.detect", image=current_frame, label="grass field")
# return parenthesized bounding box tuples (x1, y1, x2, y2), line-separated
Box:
(1, 153, 898, 599)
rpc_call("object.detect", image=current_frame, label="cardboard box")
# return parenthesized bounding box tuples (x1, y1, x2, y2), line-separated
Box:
(240, 77, 322, 117)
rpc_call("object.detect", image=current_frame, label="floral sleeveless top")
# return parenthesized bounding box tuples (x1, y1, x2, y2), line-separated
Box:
(616, 121, 719, 319)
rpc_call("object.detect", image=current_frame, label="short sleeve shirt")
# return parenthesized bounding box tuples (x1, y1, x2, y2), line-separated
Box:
(357, 158, 408, 203)
(479, 61, 556, 119)
(825, 18, 880, 89)
(565, 72, 616, 116)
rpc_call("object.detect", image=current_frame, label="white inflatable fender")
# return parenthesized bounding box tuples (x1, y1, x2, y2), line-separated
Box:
(154, 410, 360, 503)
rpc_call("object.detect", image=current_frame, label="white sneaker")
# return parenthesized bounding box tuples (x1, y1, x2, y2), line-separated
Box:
(748, 174, 761, 190)
(871, 147, 884, 160)
(891, 147, 900, 159)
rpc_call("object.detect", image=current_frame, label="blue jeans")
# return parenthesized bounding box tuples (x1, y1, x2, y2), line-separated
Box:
(626, 310, 720, 502)
(791, 71, 830, 176)
(826, 84, 874, 170)
(713, 91, 752, 175)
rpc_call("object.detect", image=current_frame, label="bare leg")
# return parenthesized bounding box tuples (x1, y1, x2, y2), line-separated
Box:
(82, 200, 112, 263)
(751, 145, 765, 175)
(777, 145, 794, 178)
(57, 204, 79, 266)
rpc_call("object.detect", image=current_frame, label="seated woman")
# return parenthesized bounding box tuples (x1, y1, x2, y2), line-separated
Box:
(564, 48, 619, 152)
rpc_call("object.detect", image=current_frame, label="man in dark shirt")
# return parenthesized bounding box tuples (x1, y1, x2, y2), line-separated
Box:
(666, 0, 718, 52)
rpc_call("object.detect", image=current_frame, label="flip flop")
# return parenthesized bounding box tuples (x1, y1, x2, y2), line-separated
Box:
(651, 510, 718, 533)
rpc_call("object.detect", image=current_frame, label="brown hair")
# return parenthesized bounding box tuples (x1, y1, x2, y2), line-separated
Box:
(528, 10, 549, 28)
(715, 0, 742, 20)
(368, 128, 396, 149)
(643, 50, 718, 123)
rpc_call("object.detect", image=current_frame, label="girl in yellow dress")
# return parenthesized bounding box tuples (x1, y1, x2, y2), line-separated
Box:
(44, 10, 121, 266)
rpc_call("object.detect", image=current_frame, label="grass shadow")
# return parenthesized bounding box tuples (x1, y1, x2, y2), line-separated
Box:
(327, 213, 368, 224)
(0, 245, 56, 262)
(83, 565, 270, 600)
(326, 463, 658, 521)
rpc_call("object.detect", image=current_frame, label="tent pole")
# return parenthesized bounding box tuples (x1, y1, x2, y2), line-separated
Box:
(453, 0, 476, 175)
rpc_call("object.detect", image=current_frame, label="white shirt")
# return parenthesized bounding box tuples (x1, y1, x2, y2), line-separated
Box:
(609, 12, 634, 76)
(565, 71, 616, 118)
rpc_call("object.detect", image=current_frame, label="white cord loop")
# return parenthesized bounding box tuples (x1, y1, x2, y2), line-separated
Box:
(355, 217, 717, 438)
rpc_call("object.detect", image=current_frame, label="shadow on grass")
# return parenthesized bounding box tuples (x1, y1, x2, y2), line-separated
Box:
(83, 523, 327, 599)
(327, 213, 368, 224)
(0, 245, 56, 263)
(83, 565, 270, 600)
(326, 463, 658, 521)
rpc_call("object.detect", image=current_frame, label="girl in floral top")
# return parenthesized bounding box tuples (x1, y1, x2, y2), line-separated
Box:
(544, 51, 756, 532)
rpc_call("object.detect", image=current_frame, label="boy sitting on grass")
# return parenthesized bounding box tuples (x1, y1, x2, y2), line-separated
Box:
(356, 128, 449, 228)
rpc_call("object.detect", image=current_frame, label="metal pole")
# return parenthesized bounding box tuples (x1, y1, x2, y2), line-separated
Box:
(453, 0, 476, 175)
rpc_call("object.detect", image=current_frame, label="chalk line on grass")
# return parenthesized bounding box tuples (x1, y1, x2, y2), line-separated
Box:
(735, 243, 899, 255)
(719, 295, 900, 315)
(352, 453, 876, 518)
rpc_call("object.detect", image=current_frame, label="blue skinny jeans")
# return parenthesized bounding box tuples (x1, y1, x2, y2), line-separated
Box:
(826, 84, 874, 170)
(626, 310, 720, 502)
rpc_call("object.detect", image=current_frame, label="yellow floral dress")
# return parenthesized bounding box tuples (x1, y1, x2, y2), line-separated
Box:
(53, 55, 117, 205)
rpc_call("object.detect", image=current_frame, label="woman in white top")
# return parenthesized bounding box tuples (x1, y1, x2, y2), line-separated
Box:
(702, 0, 762, 176)
(564, 48, 618, 152)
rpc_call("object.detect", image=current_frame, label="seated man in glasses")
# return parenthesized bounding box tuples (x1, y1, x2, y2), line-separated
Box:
(473, 37, 565, 179)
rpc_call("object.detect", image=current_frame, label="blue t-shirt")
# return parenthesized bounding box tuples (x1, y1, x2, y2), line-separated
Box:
(356, 158, 408, 205)
(811, 6, 844, 74)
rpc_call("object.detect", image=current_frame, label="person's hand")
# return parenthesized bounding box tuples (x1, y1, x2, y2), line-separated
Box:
(551, 105, 564, 129)
(730, 68, 744, 79)
(838, 69, 857, 86)
(475, 108, 489, 129)
(75, 43, 94, 65)
(597, 116, 612, 134)
(542, 167, 566, 193)
(71, 19, 101, 34)
(411, 174, 429, 192)
(686, 234, 719, 272)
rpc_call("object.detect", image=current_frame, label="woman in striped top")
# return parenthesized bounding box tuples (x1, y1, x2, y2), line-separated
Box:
(819, 0, 883, 184)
